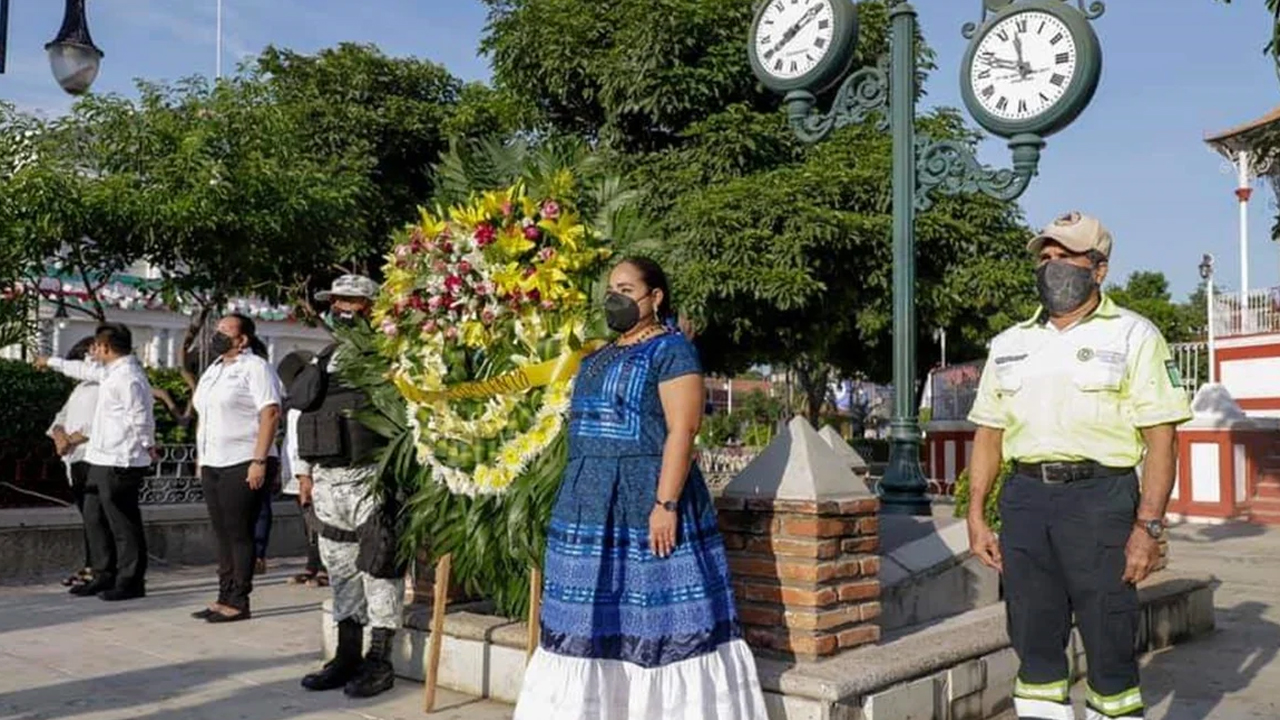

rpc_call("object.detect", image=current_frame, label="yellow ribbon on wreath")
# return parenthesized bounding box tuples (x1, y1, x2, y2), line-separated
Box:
(394, 339, 608, 404)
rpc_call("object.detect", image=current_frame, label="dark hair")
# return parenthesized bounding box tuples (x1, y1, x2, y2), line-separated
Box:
(94, 322, 133, 356)
(66, 337, 95, 362)
(618, 256, 674, 320)
(227, 313, 269, 359)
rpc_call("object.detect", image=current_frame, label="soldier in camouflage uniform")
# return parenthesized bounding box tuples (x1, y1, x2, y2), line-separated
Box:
(291, 275, 404, 699)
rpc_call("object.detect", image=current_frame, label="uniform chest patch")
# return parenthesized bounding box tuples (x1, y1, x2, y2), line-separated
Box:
(1077, 347, 1094, 362)
(1165, 360, 1183, 388)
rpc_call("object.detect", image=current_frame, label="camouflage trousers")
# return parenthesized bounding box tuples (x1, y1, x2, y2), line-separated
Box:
(312, 465, 404, 630)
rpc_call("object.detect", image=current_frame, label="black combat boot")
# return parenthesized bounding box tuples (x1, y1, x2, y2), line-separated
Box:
(343, 627, 396, 698)
(301, 618, 363, 691)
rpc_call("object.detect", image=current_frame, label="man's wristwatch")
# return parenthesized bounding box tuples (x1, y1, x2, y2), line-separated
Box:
(655, 499, 678, 512)
(1137, 518, 1165, 540)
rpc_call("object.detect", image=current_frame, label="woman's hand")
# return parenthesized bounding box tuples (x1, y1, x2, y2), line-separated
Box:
(247, 461, 267, 490)
(649, 504, 678, 558)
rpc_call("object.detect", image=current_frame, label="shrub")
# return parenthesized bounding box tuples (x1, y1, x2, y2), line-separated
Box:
(953, 460, 1014, 532)
(0, 360, 74, 447)
(146, 368, 194, 444)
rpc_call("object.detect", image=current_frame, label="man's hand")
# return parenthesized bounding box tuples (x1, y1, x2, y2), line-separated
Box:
(1122, 526, 1161, 585)
(297, 475, 313, 507)
(967, 516, 1003, 572)
(247, 461, 267, 490)
(149, 446, 161, 464)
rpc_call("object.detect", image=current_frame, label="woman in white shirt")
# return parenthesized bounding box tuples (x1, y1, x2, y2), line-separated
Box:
(47, 338, 100, 588)
(191, 313, 283, 623)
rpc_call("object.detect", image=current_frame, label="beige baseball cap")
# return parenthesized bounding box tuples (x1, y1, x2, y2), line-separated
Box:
(1027, 211, 1113, 258)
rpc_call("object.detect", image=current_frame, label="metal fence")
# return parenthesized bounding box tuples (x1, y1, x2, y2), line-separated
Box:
(1169, 341, 1208, 397)
(1213, 289, 1280, 337)
(0, 444, 205, 508)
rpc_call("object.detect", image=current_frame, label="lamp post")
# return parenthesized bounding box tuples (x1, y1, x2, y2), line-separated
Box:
(0, 0, 103, 95)
(1200, 253, 1216, 386)
(748, 0, 1106, 515)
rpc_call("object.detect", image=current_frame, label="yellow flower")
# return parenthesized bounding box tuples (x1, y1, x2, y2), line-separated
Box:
(417, 208, 448, 238)
(495, 224, 535, 258)
(461, 321, 488, 348)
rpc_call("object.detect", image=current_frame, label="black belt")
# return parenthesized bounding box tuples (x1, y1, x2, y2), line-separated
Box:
(318, 522, 358, 543)
(1015, 461, 1133, 485)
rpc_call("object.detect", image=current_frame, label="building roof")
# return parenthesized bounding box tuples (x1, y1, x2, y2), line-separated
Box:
(1205, 105, 1280, 160)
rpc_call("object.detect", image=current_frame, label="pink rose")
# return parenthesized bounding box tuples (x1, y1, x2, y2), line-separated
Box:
(481, 308, 497, 325)
(444, 326, 458, 340)
(523, 225, 541, 241)
(457, 260, 472, 274)
(422, 320, 437, 334)
(433, 260, 447, 273)
(380, 319, 398, 337)
(444, 275, 463, 293)
(501, 201, 513, 217)
(474, 281, 492, 296)
(542, 200, 560, 219)
(428, 295, 445, 310)
(537, 247, 556, 262)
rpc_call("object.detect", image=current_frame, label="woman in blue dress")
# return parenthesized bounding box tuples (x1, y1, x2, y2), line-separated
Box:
(514, 258, 767, 719)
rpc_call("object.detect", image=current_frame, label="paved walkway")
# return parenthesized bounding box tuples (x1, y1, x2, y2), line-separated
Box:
(0, 561, 513, 720)
(2, 524, 1278, 720)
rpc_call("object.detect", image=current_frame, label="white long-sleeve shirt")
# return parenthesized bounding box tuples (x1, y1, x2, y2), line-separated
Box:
(48, 356, 155, 468)
(47, 380, 100, 470)
(193, 351, 282, 468)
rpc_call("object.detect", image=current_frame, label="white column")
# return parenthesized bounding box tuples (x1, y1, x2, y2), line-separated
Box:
(1238, 150, 1252, 331)
(163, 328, 176, 368)
(266, 335, 278, 363)
(147, 331, 163, 368)
(50, 322, 62, 359)
(1207, 277, 1217, 384)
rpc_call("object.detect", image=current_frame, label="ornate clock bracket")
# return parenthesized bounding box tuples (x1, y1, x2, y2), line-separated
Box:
(784, 55, 1044, 210)
(963, 0, 1105, 39)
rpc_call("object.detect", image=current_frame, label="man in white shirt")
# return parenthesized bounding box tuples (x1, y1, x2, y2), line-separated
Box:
(39, 322, 156, 601)
(47, 338, 101, 587)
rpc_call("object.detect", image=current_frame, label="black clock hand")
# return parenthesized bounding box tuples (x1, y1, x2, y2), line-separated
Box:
(764, 5, 823, 61)
(1012, 35, 1030, 78)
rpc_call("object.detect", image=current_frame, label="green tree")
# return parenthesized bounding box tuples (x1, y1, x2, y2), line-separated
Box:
(252, 43, 471, 277)
(1105, 270, 1201, 343)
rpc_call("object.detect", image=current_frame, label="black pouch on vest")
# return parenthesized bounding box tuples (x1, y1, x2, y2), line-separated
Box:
(356, 493, 408, 579)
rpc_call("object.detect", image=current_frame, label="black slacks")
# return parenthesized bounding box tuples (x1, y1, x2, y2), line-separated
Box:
(202, 460, 276, 611)
(1000, 472, 1144, 719)
(84, 465, 148, 589)
(67, 461, 92, 569)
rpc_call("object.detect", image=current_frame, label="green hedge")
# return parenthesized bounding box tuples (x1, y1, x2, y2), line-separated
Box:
(0, 360, 74, 447)
(952, 460, 1014, 532)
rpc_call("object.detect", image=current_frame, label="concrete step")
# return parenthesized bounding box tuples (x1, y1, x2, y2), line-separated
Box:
(1247, 507, 1280, 525)
(1254, 480, 1280, 500)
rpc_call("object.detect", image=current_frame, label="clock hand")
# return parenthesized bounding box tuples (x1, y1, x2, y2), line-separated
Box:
(1012, 35, 1030, 79)
(978, 51, 1019, 70)
(764, 5, 824, 61)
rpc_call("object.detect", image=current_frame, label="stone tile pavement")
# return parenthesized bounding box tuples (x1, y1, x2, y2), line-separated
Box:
(3, 523, 1279, 720)
(0, 561, 514, 720)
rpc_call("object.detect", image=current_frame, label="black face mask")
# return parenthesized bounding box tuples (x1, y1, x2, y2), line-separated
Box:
(210, 332, 236, 357)
(604, 292, 647, 333)
(1035, 260, 1097, 316)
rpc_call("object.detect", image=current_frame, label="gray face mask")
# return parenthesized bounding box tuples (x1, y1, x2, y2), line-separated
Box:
(1035, 260, 1097, 315)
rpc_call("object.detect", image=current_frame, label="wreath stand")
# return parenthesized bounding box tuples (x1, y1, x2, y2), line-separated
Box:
(422, 557, 544, 713)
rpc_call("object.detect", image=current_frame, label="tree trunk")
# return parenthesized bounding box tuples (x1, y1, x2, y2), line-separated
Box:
(792, 359, 831, 428)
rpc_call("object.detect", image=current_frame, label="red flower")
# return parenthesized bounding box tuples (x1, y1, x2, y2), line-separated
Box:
(457, 260, 472, 275)
(542, 200, 561, 220)
(444, 275, 463, 293)
(523, 225, 541, 241)
(475, 223, 496, 247)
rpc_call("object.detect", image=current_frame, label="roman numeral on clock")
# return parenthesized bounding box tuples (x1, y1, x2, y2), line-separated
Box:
(1051, 32, 1064, 45)
(815, 37, 826, 48)
(1016, 18, 1028, 33)
(977, 69, 991, 80)
(790, 60, 798, 72)
(1050, 73, 1066, 87)
(996, 96, 1009, 111)
(981, 85, 995, 99)
(1056, 52, 1070, 65)
(1018, 99, 1027, 113)
(775, 59, 784, 72)
(818, 18, 830, 29)
(997, 29, 1009, 42)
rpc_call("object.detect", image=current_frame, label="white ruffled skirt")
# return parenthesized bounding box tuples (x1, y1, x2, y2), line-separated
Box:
(513, 639, 769, 720)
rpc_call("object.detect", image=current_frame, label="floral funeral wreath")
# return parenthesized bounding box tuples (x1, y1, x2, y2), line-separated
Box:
(373, 173, 612, 497)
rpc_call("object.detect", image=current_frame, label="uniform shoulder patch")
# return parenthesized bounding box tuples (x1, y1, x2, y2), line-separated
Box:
(1165, 360, 1183, 388)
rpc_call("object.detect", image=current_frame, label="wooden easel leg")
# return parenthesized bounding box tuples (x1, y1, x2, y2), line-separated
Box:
(423, 553, 452, 714)
(526, 566, 543, 660)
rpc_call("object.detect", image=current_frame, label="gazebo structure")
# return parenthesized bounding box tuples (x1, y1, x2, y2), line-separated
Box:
(1205, 105, 1280, 306)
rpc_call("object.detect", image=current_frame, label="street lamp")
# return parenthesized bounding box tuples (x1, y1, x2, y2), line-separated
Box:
(1200, 253, 1216, 385)
(0, 0, 103, 95)
(748, 0, 1106, 515)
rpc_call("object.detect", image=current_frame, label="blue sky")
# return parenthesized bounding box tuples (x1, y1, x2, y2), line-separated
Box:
(1, 1, 1277, 301)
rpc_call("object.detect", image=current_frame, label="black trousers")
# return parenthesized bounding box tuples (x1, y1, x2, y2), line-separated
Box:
(84, 465, 147, 589)
(68, 461, 92, 569)
(202, 460, 276, 611)
(1000, 472, 1144, 719)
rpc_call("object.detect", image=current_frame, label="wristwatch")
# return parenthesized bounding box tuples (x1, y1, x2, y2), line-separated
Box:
(655, 499, 678, 512)
(1137, 518, 1165, 540)
(251, 458, 268, 467)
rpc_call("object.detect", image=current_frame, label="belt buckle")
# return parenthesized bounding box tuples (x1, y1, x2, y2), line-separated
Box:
(1040, 462, 1067, 485)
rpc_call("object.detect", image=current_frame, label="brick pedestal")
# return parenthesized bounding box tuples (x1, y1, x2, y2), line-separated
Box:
(716, 496, 882, 661)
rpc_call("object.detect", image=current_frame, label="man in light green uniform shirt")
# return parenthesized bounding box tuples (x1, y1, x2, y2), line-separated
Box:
(965, 211, 1192, 720)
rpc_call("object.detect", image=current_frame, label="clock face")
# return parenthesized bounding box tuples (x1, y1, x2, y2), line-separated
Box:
(752, 0, 837, 82)
(968, 10, 1078, 122)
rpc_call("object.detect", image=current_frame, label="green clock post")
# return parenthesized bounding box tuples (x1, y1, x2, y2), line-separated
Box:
(748, 0, 1106, 515)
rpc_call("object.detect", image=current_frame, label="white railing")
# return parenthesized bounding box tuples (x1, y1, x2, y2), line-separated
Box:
(1169, 341, 1207, 396)
(1212, 289, 1280, 337)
